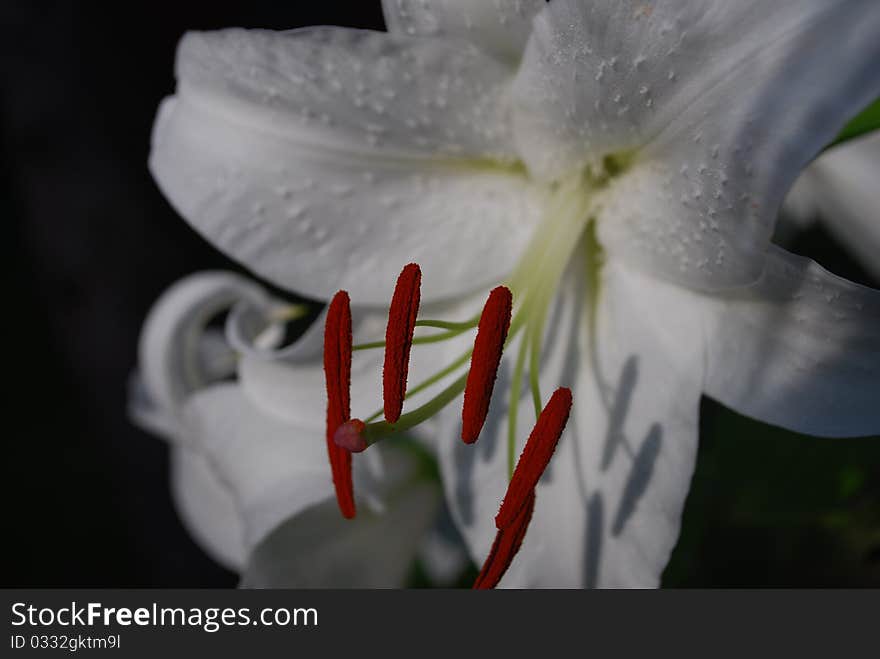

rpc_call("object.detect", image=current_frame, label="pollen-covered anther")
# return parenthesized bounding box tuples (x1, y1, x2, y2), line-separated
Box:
(461, 286, 513, 444)
(334, 419, 367, 453)
(495, 387, 572, 530)
(383, 263, 421, 424)
(472, 388, 573, 589)
(473, 491, 536, 590)
(323, 290, 356, 519)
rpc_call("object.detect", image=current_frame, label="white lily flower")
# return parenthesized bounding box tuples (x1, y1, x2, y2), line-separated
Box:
(146, 0, 880, 587)
(783, 133, 880, 280)
(130, 271, 443, 586)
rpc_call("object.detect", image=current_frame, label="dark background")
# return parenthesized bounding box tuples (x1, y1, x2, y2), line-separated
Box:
(2, 1, 878, 587)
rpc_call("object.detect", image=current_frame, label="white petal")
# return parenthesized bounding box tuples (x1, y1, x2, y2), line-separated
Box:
(170, 446, 245, 571)
(703, 246, 880, 437)
(381, 0, 543, 64)
(781, 173, 821, 232)
(513, 0, 880, 290)
(133, 271, 266, 442)
(128, 371, 180, 443)
(241, 481, 440, 588)
(416, 507, 470, 586)
(182, 384, 337, 552)
(236, 342, 382, 431)
(436, 256, 706, 587)
(150, 27, 544, 304)
(181, 384, 440, 585)
(226, 296, 326, 364)
(783, 133, 880, 280)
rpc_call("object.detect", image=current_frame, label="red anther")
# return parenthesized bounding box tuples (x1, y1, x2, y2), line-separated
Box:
(495, 387, 572, 530)
(323, 290, 356, 519)
(461, 286, 513, 444)
(473, 491, 536, 589)
(334, 419, 367, 453)
(383, 263, 421, 424)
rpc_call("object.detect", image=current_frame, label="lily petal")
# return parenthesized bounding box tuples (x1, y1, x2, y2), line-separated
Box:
(150, 27, 543, 304)
(436, 256, 706, 587)
(703, 246, 880, 438)
(512, 0, 880, 291)
(181, 383, 440, 585)
(170, 445, 245, 571)
(783, 133, 880, 281)
(136, 271, 266, 426)
(381, 0, 543, 65)
(234, 307, 385, 428)
(242, 481, 440, 588)
(182, 384, 337, 553)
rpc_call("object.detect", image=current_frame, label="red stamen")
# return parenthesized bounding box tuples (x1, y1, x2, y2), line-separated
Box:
(334, 419, 367, 453)
(495, 387, 572, 530)
(383, 263, 421, 424)
(473, 491, 536, 589)
(461, 286, 513, 444)
(323, 290, 356, 519)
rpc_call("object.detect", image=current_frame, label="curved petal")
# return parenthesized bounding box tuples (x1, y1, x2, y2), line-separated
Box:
(381, 0, 543, 65)
(182, 384, 337, 552)
(783, 133, 880, 280)
(150, 27, 544, 304)
(170, 445, 245, 571)
(226, 295, 325, 364)
(436, 256, 706, 587)
(702, 246, 880, 438)
(512, 0, 880, 291)
(236, 343, 382, 431)
(128, 371, 180, 442)
(135, 271, 266, 433)
(241, 481, 440, 588)
(180, 384, 441, 585)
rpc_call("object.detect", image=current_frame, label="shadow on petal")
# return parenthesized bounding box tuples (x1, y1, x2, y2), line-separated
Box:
(241, 481, 440, 588)
(601, 355, 639, 471)
(452, 356, 511, 526)
(612, 423, 663, 537)
(584, 491, 604, 588)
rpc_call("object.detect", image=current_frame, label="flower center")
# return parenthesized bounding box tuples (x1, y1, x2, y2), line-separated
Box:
(344, 174, 595, 448)
(319, 153, 632, 585)
(342, 161, 620, 454)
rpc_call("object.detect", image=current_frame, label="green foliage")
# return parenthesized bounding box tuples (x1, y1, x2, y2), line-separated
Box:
(828, 97, 880, 150)
(664, 398, 880, 587)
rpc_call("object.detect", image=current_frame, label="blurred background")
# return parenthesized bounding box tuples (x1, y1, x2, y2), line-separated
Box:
(2, 1, 878, 587)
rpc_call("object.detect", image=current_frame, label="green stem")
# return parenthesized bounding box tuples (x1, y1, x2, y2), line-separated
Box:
(528, 311, 544, 419)
(362, 373, 469, 446)
(508, 330, 529, 479)
(415, 318, 478, 331)
(352, 340, 386, 351)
